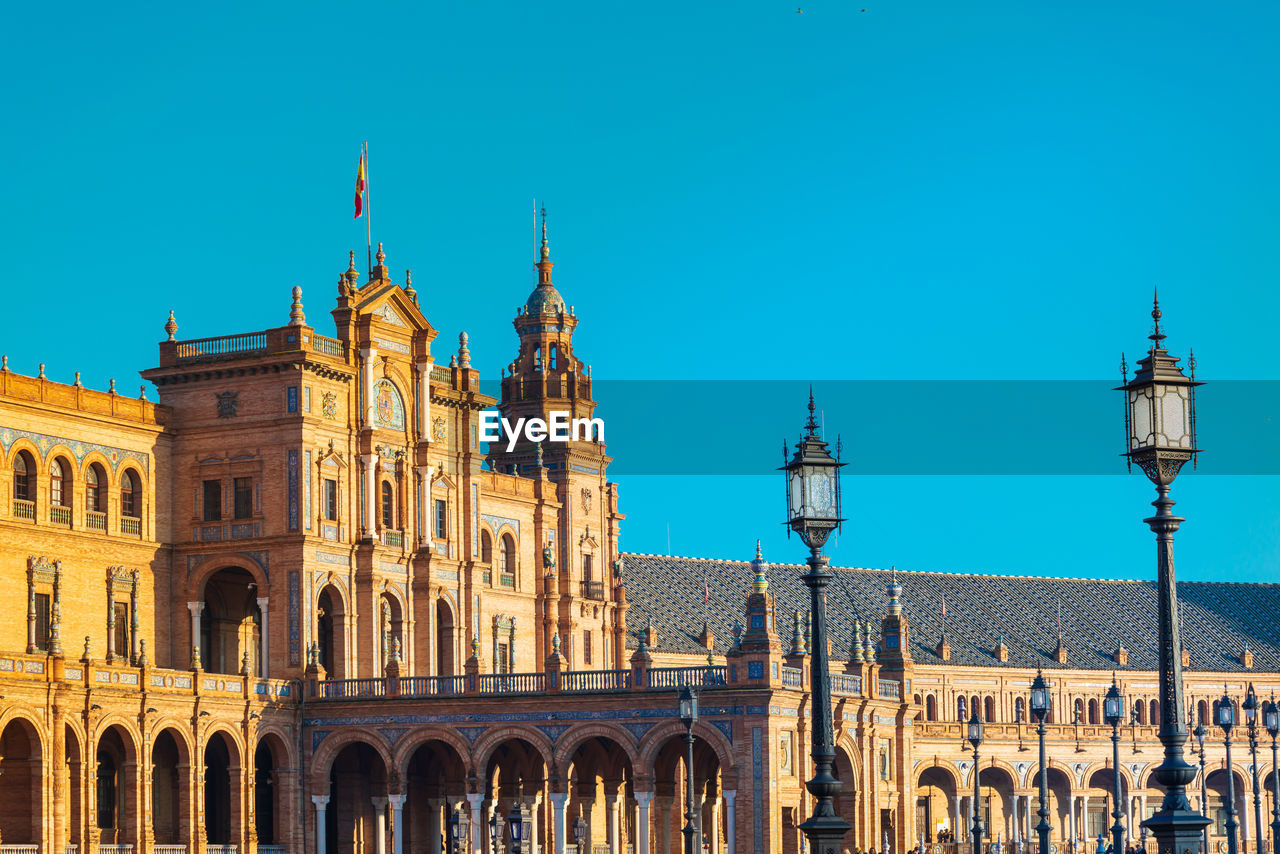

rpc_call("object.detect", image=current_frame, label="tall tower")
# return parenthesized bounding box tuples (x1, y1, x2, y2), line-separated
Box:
(497, 210, 626, 668)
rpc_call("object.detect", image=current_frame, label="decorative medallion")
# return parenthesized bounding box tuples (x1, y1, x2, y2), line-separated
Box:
(373, 379, 405, 430)
(321, 391, 338, 419)
(432, 416, 447, 440)
(216, 391, 239, 418)
(580, 487, 592, 512)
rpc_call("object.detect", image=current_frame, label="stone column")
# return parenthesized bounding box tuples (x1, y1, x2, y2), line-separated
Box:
(129, 570, 140, 663)
(313, 796, 331, 854)
(953, 796, 962, 844)
(635, 792, 653, 854)
(1068, 796, 1077, 849)
(550, 792, 569, 854)
(527, 792, 544, 853)
(427, 799, 445, 854)
(1012, 794, 1020, 849)
(658, 797, 673, 854)
(362, 454, 377, 537)
(1241, 789, 1250, 848)
(257, 596, 270, 677)
(188, 601, 203, 668)
(711, 794, 723, 854)
(373, 797, 389, 854)
(361, 347, 379, 425)
(467, 793, 484, 854)
(417, 359, 433, 441)
(969, 796, 975, 843)
(390, 795, 406, 854)
(724, 790, 737, 854)
(607, 791, 622, 854)
(415, 465, 432, 548)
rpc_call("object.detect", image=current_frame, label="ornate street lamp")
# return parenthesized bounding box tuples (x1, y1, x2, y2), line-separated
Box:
(680, 685, 699, 854)
(782, 391, 850, 854)
(1218, 688, 1241, 854)
(450, 803, 471, 854)
(1263, 698, 1280, 854)
(1195, 723, 1210, 854)
(506, 780, 533, 854)
(490, 809, 503, 854)
(1246, 685, 1265, 854)
(969, 710, 986, 854)
(1030, 671, 1053, 854)
(1120, 295, 1210, 853)
(573, 813, 588, 854)
(1104, 678, 1127, 854)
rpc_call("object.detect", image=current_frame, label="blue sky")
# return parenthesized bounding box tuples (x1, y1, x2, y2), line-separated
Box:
(3, 1, 1278, 581)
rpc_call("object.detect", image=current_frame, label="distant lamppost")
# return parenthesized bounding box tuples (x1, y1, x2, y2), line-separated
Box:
(680, 685, 699, 854)
(1030, 671, 1053, 854)
(573, 814, 588, 854)
(1195, 723, 1210, 854)
(507, 780, 533, 854)
(1245, 685, 1264, 854)
(1218, 688, 1240, 854)
(490, 809, 503, 854)
(969, 710, 986, 854)
(1104, 678, 1127, 854)
(450, 804, 470, 854)
(1263, 698, 1280, 854)
(1120, 296, 1210, 853)
(782, 391, 851, 854)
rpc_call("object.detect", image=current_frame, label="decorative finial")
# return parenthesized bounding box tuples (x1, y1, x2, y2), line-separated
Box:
(83, 635, 92, 660)
(241, 649, 252, 675)
(38, 363, 46, 379)
(191, 644, 202, 670)
(347, 250, 357, 272)
(392, 636, 402, 663)
(804, 387, 819, 436)
(165, 310, 178, 341)
(540, 206, 549, 261)
(552, 633, 561, 654)
(108, 378, 116, 394)
(376, 242, 385, 266)
(1188, 347, 1196, 379)
(1, 355, 7, 371)
(405, 270, 417, 304)
(471, 635, 481, 657)
(73, 371, 82, 387)
(458, 332, 471, 368)
(534, 440, 544, 468)
(1149, 286, 1165, 349)
(289, 286, 306, 326)
(137, 638, 148, 667)
(139, 385, 147, 401)
(755, 539, 762, 560)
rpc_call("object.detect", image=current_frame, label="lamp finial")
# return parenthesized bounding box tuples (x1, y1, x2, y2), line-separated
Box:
(804, 387, 819, 436)
(1150, 286, 1165, 349)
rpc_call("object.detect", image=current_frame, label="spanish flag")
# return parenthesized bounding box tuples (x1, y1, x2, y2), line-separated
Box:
(354, 150, 366, 219)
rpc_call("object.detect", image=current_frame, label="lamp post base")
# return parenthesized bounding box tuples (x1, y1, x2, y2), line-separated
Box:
(800, 813, 853, 854)
(1141, 809, 1211, 854)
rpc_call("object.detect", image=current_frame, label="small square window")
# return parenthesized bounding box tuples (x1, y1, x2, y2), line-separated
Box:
(324, 479, 339, 522)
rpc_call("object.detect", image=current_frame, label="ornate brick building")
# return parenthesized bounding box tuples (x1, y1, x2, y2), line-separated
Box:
(0, 224, 1277, 854)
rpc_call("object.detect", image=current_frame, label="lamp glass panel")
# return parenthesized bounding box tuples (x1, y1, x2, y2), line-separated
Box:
(806, 466, 836, 519)
(1130, 388, 1154, 449)
(1157, 386, 1189, 448)
(789, 470, 804, 518)
(1105, 694, 1123, 722)
(1264, 705, 1280, 733)
(1218, 702, 1233, 727)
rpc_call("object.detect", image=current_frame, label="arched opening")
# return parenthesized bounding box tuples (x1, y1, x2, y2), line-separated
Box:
(971, 696, 981, 720)
(65, 724, 84, 852)
(499, 534, 517, 578)
(549, 344, 559, 370)
(1074, 698, 1085, 724)
(985, 696, 997, 722)
(974, 765, 1017, 843)
(120, 468, 140, 520)
(50, 455, 71, 508)
(534, 347, 543, 371)
(86, 462, 106, 513)
(1015, 696, 1026, 723)
(652, 732, 724, 854)
(379, 591, 403, 668)
(436, 598, 456, 676)
(1043, 766, 1074, 842)
(202, 567, 262, 675)
(481, 530, 493, 564)
(1197, 699, 1209, 725)
(256, 734, 289, 846)
(1205, 768, 1248, 843)
(404, 738, 469, 854)
(96, 724, 137, 845)
(317, 585, 347, 679)
(565, 736, 634, 854)
(327, 741, 389, 854)
(957, 696, 968, 722)
(0, 717, 43, 844)
(1088, 699, 1100, 725)
(1085, 768, 1127, 844)
(924, 695, 937, 721)
(12, 449, 35, 510)
(381, 480, 395, 531)
(1135, 702, 1147, 725)
(152, 729, 190, 845)
(917, 766, 959, 844)
(834, 746, 860, 842)
(204, 731, 241, 846)
(1149, 699, 1160, 725)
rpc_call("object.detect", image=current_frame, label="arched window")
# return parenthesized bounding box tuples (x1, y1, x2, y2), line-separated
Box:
(913, 693, 923, 708)
(120, 469, 139, 518)
(1135, 701, 1146, 725)
(971, 695, 980, 720)
(50, 457, 70, 507)
(985, 696, 996, 722)
(481, 530, 493, 563)
(380, 481, 394, 530)
(1074, 698, 1085, 723)
(1088, 698, 1100, 725)
(534, 347, 542, 371)
(1149, 699, 1160, 725)
(926, 695, 937, 721)
(1198, 699, 1209, 724)
(86, 463, 106, 512)
(549, 344, 559, 370)
(957, 696, 967, 722)
(500, 534, 517, 577)
(13, 450, 34, 502)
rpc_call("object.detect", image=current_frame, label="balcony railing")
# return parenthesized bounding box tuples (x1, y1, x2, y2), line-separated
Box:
(563, 669, 631, 692)
(781, 666, 803, 689)
(155, 846, 188, 854)
(581, 580, 606, 601)
(86, 510, 107, 532)
(258, 847, 288, 854)
(0, 846, 41, 854)
(480, 672, 545, 694)
(98, 846, 134, 854)
(500, 573, 516, 589)
(121, 516, 142, 537)
(382, 529, 404, 547)
(206, 847, 238, 854)
(831, 673, 863, 695)
(50, 504, 72, 525)
(311, 334, 346, 358)
(646, 666, 727, 689)
(879, 679, 901, 700)
(400, 675, 465, 697)
(175, 332, 267, 362)
(322, 678, 386, 699)
(13, 499, 34, 520)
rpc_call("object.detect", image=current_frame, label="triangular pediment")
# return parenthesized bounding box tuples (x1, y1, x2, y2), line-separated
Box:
(354, 284, 437, 338)
(432, 470, 456, 491)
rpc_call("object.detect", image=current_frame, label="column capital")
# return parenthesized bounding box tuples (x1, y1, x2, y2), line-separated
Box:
(549, 792, 570, 806)
(466, 793, 484, 808)
(634, 791, 654, 807)
(723, 789, 737, 805)
(312, 795, 331, 807)
(187, 601, 203, 615)
(389, 794, 407, 808)
(256, 596, 269, 607)
(372, 796, 389, 809)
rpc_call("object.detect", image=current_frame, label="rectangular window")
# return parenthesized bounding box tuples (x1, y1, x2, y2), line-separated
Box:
(324, 479, 339, 522)
(287, 386, 298, 413)
(34, 593, 51, 652)
(583, 630, 592, 665)
(233, 477, 253, 519)
(304, 386, 312, 413)
(203, 480, 222, 522)
(434, 499, 447, 540)
(497, 643, 510, 674)
(114, 601, 129, 659)
(582, 554, 593, 581)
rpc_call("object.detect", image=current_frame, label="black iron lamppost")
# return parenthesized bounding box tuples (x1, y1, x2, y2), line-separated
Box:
(680, 685, 699, 854)
(1246, 686, 1264, 854)
(450, 804, 470, 854)
(1105, 678, 1127, 854)
(1031, 671, 1053, 854)
(489, 809, 503, 854)
(1218, 688, 1241, 854)
(1195, 723, 1210, 854)
(782, 392, 851, 854)
(1120, 296, 1210, 854)
(1263, 699, 1280, 854)
(969, 711, 986, 853)
(506, 780, 533, 854)
(573, 814, 588, 854)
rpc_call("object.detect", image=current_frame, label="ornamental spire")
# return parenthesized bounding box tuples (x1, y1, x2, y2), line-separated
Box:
(1149, 286, 1165, 350)
(536, 206, 554, 285)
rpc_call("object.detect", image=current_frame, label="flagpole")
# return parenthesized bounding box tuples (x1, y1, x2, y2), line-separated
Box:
(366, 140, 371, 273)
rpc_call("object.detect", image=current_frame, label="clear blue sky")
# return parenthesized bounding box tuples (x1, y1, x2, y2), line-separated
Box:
(4, 1, 1278, 581)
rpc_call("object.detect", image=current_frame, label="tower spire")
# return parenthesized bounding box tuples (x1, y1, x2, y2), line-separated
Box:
(536, 206, 554, 285)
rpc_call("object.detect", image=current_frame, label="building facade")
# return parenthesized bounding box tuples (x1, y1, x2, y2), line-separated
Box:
(0, 227, 1277, 854)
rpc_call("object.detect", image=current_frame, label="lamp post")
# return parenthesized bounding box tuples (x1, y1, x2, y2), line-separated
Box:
(782, 392, 851, 854)
(506, 780, 533, 854)
(680, 685, 699, 854)
(573, 814, 587, 854)
(970, 711, 986, 854)
(1218, 688, 1240, 854)
(1105, 677, 1127, 854)
(490, 809, 503, 854)
(1246, 686, 1264, 854)
(1120, 296, 1210, 854)
(1031, 671, 1053, 854)
(1263, 698, 1280, 854)
(1195, 723, 1209, 854)
(450, 804, 471, 854)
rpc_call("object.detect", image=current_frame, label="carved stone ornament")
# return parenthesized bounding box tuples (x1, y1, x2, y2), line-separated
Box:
(322, 391, 338, 420)
(580, 487, 592, 513)
(216, 391, 239, 418)
(432, 416, 447, 441)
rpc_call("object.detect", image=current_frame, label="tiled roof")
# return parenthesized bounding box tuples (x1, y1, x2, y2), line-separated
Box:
(619, 552, 1280, 672)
